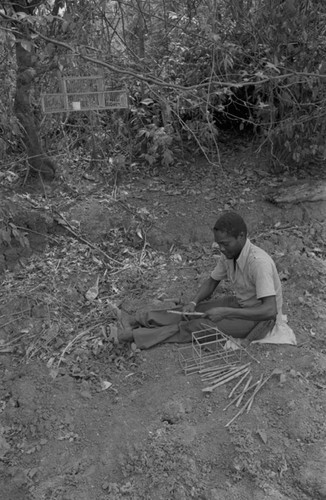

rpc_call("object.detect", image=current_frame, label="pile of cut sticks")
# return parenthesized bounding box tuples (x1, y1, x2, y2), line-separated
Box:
(201, 363, 279, 427)
(201, 363, 251, 393)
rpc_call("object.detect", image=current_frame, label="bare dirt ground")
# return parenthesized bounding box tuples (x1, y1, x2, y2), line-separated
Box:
(0, 143, 326, 500)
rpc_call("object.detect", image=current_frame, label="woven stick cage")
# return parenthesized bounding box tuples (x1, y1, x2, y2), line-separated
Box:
(179, 327, 243, 375)
(41, 75, 128, 114)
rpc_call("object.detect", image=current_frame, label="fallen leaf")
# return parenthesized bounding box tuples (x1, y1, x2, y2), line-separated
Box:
(136, 228, 143, 239)
(257, 429, 268, 444)
(100, 380, 112, 391)
(28, 468, 38, 479)
(85, 276, 100, 301)
(171, 253, 182, 262)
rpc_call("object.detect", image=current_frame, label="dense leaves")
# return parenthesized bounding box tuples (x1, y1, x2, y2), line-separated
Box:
(1, 0, 326, 174)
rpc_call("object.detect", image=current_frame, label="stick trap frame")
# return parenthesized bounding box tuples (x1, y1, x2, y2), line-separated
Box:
(178, 327, 244, 375)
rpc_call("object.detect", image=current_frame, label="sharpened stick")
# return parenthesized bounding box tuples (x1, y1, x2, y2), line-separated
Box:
(225, 375, 264, 427)
(246, 370, 276, 413)
(225, 400, 248, 427)
(202, 366, 251, 393)
(202, 363, 251, 385)
(201, 366, 237, 381)
(235, 375, 253, 407)
(199, 363, 239, 375)
(228, 369, 251, 399)
(223, 380, 260, 411)
(226, 337, 261, 365)
(166, 310, 205, 316)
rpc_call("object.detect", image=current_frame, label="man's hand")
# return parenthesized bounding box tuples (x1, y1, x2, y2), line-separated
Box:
(205, 307, 229, 322)
(182, 302, 197, 314)
(237, 337, 250, 348)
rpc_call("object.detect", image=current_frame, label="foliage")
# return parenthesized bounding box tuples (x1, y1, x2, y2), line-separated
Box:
(0, 215, 30, 250)
(0, 27, 20, 157)
(1, 0, 326, 173)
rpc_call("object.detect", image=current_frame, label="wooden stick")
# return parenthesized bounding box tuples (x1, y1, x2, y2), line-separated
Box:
(228, 369, 251, 398)
(201, 366, 236, 381)
(223, 380, 260, 411)
(225, 400, 249, 427)
(166, 310, 205, 316)
(235, 375, 253, 407)
(200, 363, 239, 374)
(226, 337, 261, 365)
(54, 211, 123, 266)
(202, 365, 251, 393)
(208, 363, 250, 381)
(202, 363, 250, 386)
(246, 371, 275, 413)
(225, 374, 264, 427)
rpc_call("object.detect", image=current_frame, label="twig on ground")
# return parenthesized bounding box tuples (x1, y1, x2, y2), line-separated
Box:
(225, 374, 264, 427)
(235, 375, 253, 407)
(202, 363, 251, 392)
(0, 308, 31, 320)
(56, 323, 102, 369)
(225, 336, 261, 364)
(201, 365, 239, 381)
(14, 226, 60, 243)
(224, 369, 281, 426)
(0, 315, 30, 329)
(228, 369, 251, 398)
(246, 369, 280, 413)
(54, 211, 123, 267)
(223, 379, 261, 411)
(203, 365, 250, 388)
(200, 363, 239, 375)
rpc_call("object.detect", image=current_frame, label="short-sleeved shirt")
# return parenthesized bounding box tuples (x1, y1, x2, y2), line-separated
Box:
(211, 238, 283, 320)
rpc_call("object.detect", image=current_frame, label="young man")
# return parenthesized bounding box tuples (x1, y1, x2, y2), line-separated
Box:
(118, 212, 282, 349)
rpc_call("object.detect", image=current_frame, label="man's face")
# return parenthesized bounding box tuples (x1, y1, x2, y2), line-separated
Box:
(214, 230, 246, 260)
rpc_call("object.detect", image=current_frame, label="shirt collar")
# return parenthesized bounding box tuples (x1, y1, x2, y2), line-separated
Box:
(236, 238, 251, 272)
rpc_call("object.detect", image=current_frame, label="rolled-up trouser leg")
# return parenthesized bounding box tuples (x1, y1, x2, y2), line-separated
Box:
(133, 324, 180, 349)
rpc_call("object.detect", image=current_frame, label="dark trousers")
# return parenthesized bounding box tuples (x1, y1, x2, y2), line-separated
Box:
(132, 297, 273, 349)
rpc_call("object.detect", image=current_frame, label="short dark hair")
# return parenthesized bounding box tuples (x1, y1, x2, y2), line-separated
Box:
(213, 212, 247, 238)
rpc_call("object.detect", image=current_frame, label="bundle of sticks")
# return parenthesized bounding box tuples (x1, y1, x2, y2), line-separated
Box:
(201, 363, 279, 427)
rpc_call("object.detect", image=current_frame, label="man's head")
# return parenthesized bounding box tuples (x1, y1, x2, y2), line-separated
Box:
(213, 212, 247, 260)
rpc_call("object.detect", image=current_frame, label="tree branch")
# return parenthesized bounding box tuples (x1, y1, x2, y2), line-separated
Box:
(1, 11, 326, 93)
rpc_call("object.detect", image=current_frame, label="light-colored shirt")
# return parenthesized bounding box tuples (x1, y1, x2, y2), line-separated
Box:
(211, 238, 283, 320)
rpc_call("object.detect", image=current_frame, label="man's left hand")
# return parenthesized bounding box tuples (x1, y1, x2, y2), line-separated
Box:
(205, 307, 229, 322)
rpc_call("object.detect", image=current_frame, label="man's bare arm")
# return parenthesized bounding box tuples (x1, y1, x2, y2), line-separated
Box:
(206, 295, 277, 322)
(192, 277, 220, 305)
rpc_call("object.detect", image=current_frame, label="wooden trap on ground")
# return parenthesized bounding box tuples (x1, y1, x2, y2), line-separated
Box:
(178, 327, 243, 375)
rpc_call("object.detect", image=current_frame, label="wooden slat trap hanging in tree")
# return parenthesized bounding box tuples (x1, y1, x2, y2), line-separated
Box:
(40, 62, 128, 114)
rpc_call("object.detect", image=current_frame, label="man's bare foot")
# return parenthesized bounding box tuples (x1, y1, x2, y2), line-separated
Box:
(117, 326, 134, 343)
(117, 312, 135, 343)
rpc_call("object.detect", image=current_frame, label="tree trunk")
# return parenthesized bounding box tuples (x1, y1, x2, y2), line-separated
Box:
(266, 181, 326, 204)
(14, 40, 56, 181)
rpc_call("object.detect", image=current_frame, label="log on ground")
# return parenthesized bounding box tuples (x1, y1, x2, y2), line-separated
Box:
(266, 181, 326, 204)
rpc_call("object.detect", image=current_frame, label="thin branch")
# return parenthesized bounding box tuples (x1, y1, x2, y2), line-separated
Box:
(2, 11, 325, 92)
(53, 211, 124, 267)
